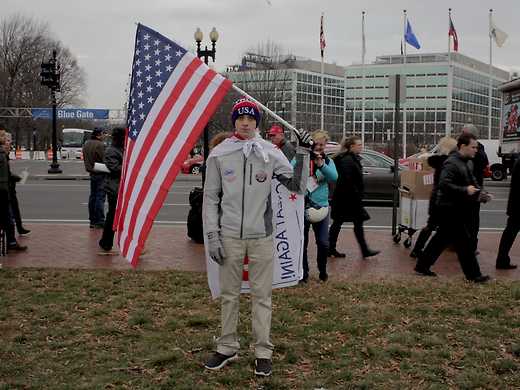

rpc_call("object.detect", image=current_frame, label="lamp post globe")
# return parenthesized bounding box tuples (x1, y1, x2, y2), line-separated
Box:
(194, 27, 203, 43)
(209, 27, 219, 43)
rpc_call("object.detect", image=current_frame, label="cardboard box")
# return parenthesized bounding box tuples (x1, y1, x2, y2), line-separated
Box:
(407, 156, 432, 171)
(400, 194, 429, 229)
(400, 170, 434, 199)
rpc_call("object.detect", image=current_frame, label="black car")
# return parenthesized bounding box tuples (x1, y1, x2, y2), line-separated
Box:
(326, 143, 402, 203)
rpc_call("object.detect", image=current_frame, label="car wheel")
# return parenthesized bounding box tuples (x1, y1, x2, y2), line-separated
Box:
(190, 165, 201, 175)
(491, 167, 506, 181)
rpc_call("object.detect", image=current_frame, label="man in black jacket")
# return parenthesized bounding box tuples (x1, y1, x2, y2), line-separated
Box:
(415, 133, 490, 283)
(99, 128, 125, 252)
(496, 157, 519, 269)
(462, 123, 488, 254)
(82, 128, 106, 228)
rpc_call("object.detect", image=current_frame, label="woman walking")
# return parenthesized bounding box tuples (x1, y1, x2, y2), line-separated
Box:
(328, 136, 379, 259)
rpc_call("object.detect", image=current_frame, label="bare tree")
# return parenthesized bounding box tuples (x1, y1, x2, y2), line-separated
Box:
(0, 14, 87, 146)
(218, 41, 293, 135)
(0, 14, 86, 108)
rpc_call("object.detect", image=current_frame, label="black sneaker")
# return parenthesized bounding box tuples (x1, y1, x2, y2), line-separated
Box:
(471, 275, 491, 284)
(363, 249, 380, 258)
(414, 266, 437, 277)
(18, 228, 31, 236)
(204, 352, 238, 370)
(328, 248, 346, 258)
(254, 358, 272, 377)
(7, 243, 28, 252)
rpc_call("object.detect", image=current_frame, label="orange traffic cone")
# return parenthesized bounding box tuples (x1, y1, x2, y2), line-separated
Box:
(47, 148, 53, 160)
(15, 147, 22, 159)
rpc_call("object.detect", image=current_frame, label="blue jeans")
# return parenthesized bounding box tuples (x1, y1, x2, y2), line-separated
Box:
(89, 173, 106, 226)
(302, 212, 330, 280)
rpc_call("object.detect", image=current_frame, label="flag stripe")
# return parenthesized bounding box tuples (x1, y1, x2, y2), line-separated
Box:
(127, 77, 231, 265)
(117, 24, 232, 267)
(116, 56, 202, 244)
(120, 66, 219, 257)
(118, 61, 211, 254)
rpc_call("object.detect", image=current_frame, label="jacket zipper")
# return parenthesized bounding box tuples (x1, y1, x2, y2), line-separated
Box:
(240, 155, 247, 239)
(249, 163, 253, 185)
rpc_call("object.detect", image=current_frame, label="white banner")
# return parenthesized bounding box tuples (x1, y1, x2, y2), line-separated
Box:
(206, 179, 304, 298)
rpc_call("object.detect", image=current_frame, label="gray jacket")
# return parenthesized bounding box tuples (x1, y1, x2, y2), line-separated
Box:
(203, 148, 309, 239)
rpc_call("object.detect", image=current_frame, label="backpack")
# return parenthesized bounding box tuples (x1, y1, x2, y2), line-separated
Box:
(187, 187, 204, 243)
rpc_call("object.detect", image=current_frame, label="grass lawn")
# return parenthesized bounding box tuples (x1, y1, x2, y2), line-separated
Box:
(0, 269, 519, 389)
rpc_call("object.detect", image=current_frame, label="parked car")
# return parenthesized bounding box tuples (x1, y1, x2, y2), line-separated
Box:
(326, 142, 403, 203)
(181, 154, 203, 174)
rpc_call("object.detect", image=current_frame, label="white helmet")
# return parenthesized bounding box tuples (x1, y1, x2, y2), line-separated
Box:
(305, 206, 329, 223)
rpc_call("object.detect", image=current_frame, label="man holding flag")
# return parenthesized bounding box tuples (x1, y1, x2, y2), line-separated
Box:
(202, 98, 311, 376)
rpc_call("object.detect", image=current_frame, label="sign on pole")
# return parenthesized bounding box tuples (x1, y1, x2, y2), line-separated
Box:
(389, 75, 406, 103)
(31, 108, 110, 120)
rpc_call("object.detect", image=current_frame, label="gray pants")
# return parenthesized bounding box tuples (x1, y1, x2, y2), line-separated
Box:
(217, 235, 274, 359)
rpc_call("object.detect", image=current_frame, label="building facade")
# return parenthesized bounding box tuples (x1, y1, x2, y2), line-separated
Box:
(345, 52, 510, 144)
(226, 54, 346, 140)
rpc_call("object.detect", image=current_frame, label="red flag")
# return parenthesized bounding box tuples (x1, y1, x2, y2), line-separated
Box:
(449, 15, 458, 51)
(114, 24, 232, 267)
(320, 14, 326, 57)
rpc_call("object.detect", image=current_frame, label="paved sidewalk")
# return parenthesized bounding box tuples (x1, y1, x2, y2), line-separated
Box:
(1, 223, 518, 282)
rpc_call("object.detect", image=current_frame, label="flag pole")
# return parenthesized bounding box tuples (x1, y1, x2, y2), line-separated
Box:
(342, 71, 347, 139)
(446, 8, 452, 136)
(361, 11, 366, 149)
(402, 9, 407, 159)
(321, 12, 325, 131)
(232, 84, 302, 138)
(448, 8, 452, 57)
(488, 8, 493, 140)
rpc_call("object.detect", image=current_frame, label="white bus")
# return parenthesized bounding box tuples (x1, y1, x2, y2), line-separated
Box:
(61, 128, 92, 159)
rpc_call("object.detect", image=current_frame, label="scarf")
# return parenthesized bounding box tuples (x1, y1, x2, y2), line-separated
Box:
(208, 134, 291, 169)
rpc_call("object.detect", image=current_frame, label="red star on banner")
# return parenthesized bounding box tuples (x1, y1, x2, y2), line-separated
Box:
(289, 193, 297, 201)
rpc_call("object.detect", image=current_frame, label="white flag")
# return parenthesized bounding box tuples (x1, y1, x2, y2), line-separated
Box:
(490, 18, 508, 47)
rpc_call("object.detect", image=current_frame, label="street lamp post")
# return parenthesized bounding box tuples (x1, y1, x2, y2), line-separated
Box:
(194, 27, 218, 186)
(40, 49, 62, 173)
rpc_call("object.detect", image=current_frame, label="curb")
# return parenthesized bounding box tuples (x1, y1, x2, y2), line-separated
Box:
(484, 180, 510, 188)
(30, 174, 203, 182)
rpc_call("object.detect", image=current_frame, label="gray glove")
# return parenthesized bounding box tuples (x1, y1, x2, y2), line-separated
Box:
(207, 231, 226, 265)
(296, 129, 313, 149)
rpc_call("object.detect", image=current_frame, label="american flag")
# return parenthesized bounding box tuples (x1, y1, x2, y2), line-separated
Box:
(448, 14, 458, 52)
(114, 24, 232, 267)
(320, 13, 326, 58)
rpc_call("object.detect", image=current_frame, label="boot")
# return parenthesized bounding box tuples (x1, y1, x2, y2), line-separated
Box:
(363, 249, 380, 258)
(328, 248, 346, 258)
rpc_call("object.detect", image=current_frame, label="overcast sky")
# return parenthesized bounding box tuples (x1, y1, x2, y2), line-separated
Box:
(5, 0, 519, 109)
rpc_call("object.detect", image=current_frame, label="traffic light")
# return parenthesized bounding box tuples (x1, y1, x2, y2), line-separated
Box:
(40, 59, 60, 90)
(40, 61, 54, 87)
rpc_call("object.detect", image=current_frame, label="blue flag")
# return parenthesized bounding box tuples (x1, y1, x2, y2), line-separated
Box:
(404, 20, 420, 49)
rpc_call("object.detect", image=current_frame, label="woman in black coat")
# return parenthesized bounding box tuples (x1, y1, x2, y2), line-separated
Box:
(328, 136, 379, 259)
(98, 128, 125, 252)
(410, 136, 457, 258)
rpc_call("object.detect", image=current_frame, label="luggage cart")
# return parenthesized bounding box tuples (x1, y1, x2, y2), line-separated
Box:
(393, 187, 429, 248)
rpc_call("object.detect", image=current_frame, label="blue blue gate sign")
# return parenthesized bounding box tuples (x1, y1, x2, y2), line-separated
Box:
(32, 108, 110, 120)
